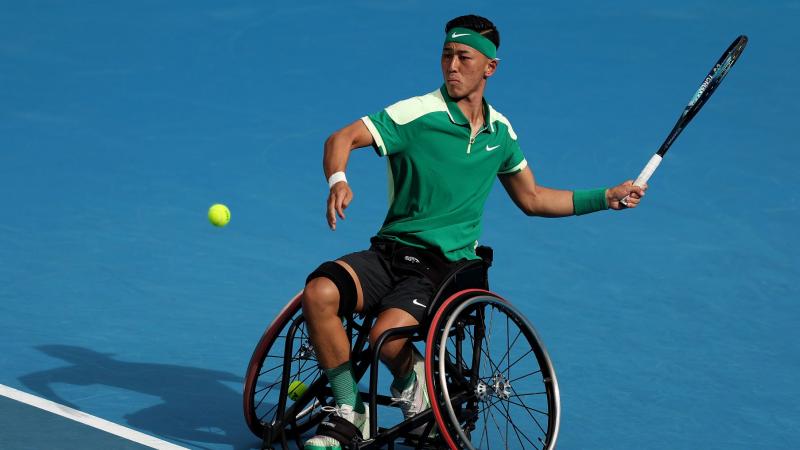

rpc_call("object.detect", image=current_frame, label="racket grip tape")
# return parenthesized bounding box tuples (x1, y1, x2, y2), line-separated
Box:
(621, 154, 662, 206)
(633, 154, 663, 187)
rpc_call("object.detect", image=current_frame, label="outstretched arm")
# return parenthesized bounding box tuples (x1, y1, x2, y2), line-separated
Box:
(498, 166, 647, 217)
(323, 120, 375, 230)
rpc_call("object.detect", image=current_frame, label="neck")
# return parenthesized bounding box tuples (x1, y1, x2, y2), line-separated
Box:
(455, 83, 486, 130)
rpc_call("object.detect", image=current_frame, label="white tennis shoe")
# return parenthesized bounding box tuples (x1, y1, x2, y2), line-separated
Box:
(390, 352, 431, 436)
(303, 403, 369, 450)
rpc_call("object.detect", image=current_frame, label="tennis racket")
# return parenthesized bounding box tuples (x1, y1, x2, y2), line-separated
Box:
(621, 35, 748, 206)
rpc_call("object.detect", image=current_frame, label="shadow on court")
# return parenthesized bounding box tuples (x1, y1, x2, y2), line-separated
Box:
(19, 345, 262, 450)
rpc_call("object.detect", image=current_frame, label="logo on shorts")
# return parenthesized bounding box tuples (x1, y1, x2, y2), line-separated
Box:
(412, 299, 427, 308)
(404, 255, 421, 264)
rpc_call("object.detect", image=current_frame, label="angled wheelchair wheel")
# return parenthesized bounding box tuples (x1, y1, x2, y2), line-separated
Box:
(243, 292, 327, 440)
(243, 291, 372, 445)
(425, 290, 561, 450)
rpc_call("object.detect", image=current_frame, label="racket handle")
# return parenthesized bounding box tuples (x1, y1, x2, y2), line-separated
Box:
(621, 154, 662, 206)
(633, 154, 662, 187)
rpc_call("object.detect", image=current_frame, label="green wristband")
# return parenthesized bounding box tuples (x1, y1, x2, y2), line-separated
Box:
(573, 188, 608, 215)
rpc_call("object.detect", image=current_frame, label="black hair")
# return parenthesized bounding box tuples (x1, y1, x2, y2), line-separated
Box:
(445, 15, 500, 50)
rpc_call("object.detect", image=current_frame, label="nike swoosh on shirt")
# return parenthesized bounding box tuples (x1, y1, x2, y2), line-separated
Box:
(412, 299, 427, 308)
(486, 145, 500, 151)
(451, 32, 471, 38)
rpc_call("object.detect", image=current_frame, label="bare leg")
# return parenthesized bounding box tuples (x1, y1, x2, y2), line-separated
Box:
(302, 261, 370, 442)
(369, 308, 420, 377)
(301, 261, 364, 369)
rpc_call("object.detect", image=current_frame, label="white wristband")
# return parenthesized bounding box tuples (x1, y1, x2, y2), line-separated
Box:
(327, 171, 347, 188)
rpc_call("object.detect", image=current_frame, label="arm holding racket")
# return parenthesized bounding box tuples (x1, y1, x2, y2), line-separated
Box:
(621, 35, 747, 207)
(499, 166, 646, 214)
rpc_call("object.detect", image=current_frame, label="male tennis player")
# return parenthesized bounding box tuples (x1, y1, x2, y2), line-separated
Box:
(302, 14, 646, 450)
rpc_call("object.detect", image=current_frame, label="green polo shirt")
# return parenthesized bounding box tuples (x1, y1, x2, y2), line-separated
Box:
(361, 85, 527, 261)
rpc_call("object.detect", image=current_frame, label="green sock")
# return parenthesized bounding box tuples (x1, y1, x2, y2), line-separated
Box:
(325, 361, 365, 414)
(391, 369, 416, 393)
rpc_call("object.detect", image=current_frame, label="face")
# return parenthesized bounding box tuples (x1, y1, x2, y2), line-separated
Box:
(441, 42, 497, 99)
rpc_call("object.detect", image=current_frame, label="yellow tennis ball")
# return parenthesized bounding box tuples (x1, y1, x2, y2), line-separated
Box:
(287, 380, 307, 401)
(208, 204, 230, 227)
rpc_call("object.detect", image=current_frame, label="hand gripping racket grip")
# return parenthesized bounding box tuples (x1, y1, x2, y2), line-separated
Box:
(621, 154, 662, 206)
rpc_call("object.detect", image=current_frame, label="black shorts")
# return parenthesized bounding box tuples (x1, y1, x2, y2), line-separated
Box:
(337, 238, 455, 324)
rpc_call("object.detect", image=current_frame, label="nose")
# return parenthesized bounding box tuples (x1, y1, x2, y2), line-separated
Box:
(447, 56, 459, 72)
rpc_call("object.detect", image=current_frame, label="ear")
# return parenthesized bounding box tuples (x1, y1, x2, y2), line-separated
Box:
(484, 58, 498, 78)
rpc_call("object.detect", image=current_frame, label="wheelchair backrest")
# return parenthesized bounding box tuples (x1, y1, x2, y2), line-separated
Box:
(425, 246, 492, 322)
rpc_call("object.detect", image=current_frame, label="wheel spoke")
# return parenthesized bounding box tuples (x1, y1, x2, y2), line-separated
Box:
(487, 305, 495, 354)
(298, 366, 322, 389)
(498, 329, 522, 377)
(508, 367, 541, 384)
(503, 397, 550, 417)
(509, 391, 546, 398)
(460, 395, 504, 423)
(255, 378, 281, 395)
(258, 363, 283, 377)
(503, 397, 549, 435)
(486, 401, 505, 447)
(478, 341, 505, 377)
(258, 403, 278, 422)
(464, 322, 504, 377)
(497, 396, 542, 450)
(505, 314, 510, 380)
(479, 399, 490, 449)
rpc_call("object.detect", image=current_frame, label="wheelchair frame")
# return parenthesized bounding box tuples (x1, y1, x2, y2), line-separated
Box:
(243, 248, 561, 449)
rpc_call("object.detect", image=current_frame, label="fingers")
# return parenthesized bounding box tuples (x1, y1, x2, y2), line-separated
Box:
(616, 181, 648, 210)
(335, 186, 352, 220)
(326, 184, 353, 231)
(326, 194, 337, 230)
(335, 195, 346, 220)
(623, 195, 641, 207)
(621, 181, 647, 199)
(630, 183, 647, 198)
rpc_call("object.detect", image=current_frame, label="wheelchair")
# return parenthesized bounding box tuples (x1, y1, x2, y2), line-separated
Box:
(243, 247, 561, 449)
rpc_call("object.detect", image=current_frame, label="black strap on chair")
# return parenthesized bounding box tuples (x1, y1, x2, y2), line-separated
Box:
(313, 415, 364, 449)
(424, 246, 493, 324)
(476, 245, 493, 266)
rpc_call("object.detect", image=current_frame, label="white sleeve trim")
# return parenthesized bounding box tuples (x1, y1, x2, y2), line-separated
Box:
(361, 116, 387, 156)
(498, 159, 528, 175)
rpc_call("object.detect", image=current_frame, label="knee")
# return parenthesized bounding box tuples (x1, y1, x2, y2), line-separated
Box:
(368, 324, 384, 349)
(302, 278, 340, 316)
(303, 261, 357, 318)
(369, 323, 405, 357)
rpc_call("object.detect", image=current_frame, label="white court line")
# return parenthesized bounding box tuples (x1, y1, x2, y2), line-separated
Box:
(0, 384, 188, 450)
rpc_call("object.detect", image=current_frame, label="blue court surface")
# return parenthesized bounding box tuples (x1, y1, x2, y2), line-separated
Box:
(2, 1, 798, 449)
